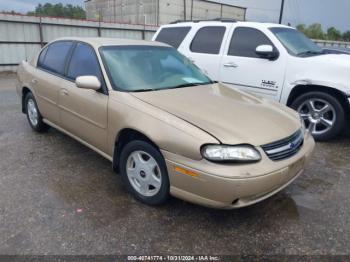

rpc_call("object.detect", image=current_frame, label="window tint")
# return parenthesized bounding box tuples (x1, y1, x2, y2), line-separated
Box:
(155, 27, 191, 48)
(67, 43, 102, 82)
(228, 27, 273, 58)
(190, 26, 226, 54)
(37, 46, 48, 67)
(40, 41, 73, 75)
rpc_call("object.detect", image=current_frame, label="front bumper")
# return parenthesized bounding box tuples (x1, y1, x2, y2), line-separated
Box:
(162, 132, 315, 209)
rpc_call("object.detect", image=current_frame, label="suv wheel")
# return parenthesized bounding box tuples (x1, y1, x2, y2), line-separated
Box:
(119, 140, 170, 205)
(291, 91, 345, 141)
(25, 92, 49, 132)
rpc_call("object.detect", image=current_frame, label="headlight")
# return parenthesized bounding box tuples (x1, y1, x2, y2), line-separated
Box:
(201, 144, 261, 163)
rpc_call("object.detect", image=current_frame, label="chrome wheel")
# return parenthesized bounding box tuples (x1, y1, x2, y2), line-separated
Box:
(126, 151, 162, 197)
(27, 99, 38, 126)
(298, 98, 336, 135)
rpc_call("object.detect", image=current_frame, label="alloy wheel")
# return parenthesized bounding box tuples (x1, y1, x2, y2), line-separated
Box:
(298, 98, 336, 136)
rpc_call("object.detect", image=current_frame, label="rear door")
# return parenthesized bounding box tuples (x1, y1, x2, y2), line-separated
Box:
(34, 41, 74, 124)
(58, 42, 109, 152)
(181, 24, 231, 80)
(219, 26, 287, 101)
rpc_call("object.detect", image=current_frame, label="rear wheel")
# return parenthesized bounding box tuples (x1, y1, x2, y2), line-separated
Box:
(25, 92, 49, 132)
(119, 140, 170, 206)
(291, 91, 345, 141)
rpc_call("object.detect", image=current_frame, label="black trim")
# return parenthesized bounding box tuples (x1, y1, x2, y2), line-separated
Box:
(0, 63, 18, 66)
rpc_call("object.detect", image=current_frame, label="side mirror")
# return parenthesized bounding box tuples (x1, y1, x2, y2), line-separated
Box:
(255, 45, 278, 60)
(75, 76, 101, 91)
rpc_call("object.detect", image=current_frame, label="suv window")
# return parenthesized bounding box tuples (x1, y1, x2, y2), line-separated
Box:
(155, 27, 191, 48)
(190, 26, 226, 54)
(39, 41, 73, 75)
(228, 27, 274, 58)
(67, 43, 103, 82)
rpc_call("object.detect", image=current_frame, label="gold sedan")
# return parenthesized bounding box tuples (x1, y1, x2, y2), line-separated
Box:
(16, 38, 314, 209)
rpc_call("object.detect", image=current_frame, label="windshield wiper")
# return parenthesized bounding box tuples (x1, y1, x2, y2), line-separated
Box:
(167, 82, 213, 90)
(298, 50, 324, 57)
(131, 88, 155, 92)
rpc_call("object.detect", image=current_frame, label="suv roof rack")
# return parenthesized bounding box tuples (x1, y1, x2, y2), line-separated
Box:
(170, 18, 237, 24)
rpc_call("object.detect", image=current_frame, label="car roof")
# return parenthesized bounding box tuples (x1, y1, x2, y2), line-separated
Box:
(160, 21, 293, 30)
(51, 37, 170, 48)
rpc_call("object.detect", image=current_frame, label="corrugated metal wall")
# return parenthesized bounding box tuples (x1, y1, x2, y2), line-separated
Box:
(0, 13, 158, 71)
(85, 0, 246, 26)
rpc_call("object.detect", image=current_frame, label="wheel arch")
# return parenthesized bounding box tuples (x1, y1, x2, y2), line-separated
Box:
(113, 128, 160, 173)
(21, 86, 32, 113)
(287, 84, 350, 114)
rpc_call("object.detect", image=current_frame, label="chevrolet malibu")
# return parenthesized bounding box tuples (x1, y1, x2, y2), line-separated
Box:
(16, 38, 315, 209)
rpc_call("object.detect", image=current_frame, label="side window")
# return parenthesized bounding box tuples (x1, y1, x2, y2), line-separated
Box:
(37, 46, 48, 67)
(39, 41, 74, 75)
(155, 27, 191, 48)
(190, 26, 226, 54)
(67, 43, 103, 82)
(228, 27, 274, 58)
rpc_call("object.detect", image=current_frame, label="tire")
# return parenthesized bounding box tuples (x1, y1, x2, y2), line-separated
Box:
(291, 91, 345, 141)
(24, 92, 50, 133)
(119, 140, 170, 206)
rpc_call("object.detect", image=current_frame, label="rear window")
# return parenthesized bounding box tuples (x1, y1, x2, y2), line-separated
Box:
(155, 27, 191, 48)
(190, 26, 226, 54)
(39, 41, 74, 75)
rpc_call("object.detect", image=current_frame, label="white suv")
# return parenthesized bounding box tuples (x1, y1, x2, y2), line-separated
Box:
(153, 20, 350, 141)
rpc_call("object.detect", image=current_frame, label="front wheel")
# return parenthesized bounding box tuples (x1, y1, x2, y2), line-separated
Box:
(119, 140, 170, 206)
(291, 92, 345, 141)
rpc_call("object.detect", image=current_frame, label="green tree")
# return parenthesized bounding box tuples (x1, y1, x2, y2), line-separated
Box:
(296, 24, 307, 34)
(342, 31, 350, 42)
(327, 27, 342, 41)
(27, 3, 86, 19)
(306, 23, 325, 39)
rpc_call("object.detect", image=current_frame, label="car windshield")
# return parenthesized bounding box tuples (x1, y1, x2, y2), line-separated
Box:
(270, 27, 324, 57)
(100, 45, 212, 92)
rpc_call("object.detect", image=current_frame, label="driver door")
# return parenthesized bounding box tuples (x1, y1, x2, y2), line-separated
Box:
(219, 26, 287, 101)
(58, 42, 108, 152)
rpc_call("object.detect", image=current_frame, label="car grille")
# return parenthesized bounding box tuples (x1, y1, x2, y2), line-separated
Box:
(261, 130, 304, 161)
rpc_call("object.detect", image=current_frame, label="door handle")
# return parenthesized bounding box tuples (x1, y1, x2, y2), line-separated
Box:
(223, 62, 238, 68)
(61, 89, 69, 96)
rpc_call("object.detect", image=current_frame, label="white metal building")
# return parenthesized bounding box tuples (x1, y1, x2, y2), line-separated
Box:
(85, 0, 246, 26)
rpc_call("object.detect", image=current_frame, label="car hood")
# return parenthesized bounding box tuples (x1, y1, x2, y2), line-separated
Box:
(308, 53, 350, 67)
(131, 83, 300, 146)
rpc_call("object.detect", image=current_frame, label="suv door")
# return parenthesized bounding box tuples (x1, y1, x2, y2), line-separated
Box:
(220, 26, 287, 101)
(183, 25, 230, 80)
(59, 42, 108, 152)
(35, 41, 74, 124)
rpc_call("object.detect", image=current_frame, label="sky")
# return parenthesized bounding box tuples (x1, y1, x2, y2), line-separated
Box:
(0, 0, 349, 32)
